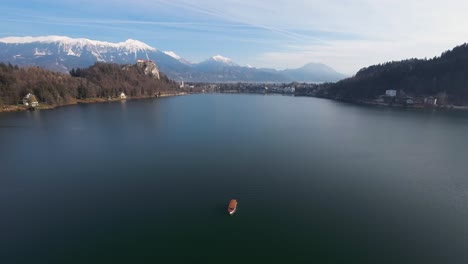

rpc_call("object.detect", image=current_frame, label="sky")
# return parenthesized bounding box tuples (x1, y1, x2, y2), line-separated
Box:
(1, 0, 468, 74)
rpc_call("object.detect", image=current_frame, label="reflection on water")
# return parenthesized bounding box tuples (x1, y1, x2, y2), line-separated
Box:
(28, 108, 44, 128)
(120, 100, 128, 124)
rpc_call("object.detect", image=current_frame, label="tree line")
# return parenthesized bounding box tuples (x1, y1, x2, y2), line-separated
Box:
(0, 62, 179, 107)
(310, 43, 468, 105)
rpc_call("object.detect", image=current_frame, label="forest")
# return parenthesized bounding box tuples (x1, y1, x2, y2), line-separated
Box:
(312, 43, 468, 105)
(0, 62, 179, 107)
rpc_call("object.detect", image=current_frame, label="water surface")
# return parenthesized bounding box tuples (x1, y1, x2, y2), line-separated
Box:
(1, 94, 468, 263)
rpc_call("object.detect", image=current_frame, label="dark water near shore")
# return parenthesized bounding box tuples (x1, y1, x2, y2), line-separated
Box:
(1, 94, 468, 263)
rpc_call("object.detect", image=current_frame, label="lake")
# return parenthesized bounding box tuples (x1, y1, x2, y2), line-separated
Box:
(1, 94, 468, 263)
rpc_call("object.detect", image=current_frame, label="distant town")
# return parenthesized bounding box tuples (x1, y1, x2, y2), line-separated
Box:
(179, 82, 458, 109)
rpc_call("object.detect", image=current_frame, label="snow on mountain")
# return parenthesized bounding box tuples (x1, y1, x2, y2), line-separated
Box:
(0, 36, 156, 62)
(163, 51, 181, 60)
(0, 35, 347, 82)
(119, 39, 156, 52)
(211, 55, 237, 65)
(0, 36, 156, 53)
(34, 48, 46, 56)
(163, 50, 193, 65)
(0, 35, 169, 74)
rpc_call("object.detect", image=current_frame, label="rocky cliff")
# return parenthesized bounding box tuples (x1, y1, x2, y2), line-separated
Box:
(136, 60, 160, 80)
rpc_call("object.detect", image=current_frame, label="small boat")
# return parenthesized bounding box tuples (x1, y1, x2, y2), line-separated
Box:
(228, 199, 237, 215)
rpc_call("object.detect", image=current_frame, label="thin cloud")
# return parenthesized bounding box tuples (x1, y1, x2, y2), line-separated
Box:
(2, 0, 468, 72)
(153, 0, 327, 43)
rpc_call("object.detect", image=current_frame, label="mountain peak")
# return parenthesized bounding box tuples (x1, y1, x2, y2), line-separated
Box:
(211, 55, 236, 65)
(120, 39, 155, 51)
(299, 62, 336, 72)
(281, 62, 346, 82)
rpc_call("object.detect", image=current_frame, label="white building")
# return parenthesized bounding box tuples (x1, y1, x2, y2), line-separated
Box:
(424, 97, 437, 105)
(120, 92, 127, 99)
(385, 90, 397, 97)
(22, 93, 39, 107)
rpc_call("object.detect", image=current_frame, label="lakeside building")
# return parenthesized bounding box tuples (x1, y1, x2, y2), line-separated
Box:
(120, 92, 127, 99)
(404, 97, 415, 105)
(385, 90, 397, 97)
(22, 93, 39, 107)
(424, 97, 438, 105)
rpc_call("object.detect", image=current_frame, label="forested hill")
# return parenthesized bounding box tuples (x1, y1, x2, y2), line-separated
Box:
(0, 62, 178, 107)
(317, 43, 468, 105)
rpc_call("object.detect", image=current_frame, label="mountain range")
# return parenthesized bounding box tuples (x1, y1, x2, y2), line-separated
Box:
(0, 36, 346, 83)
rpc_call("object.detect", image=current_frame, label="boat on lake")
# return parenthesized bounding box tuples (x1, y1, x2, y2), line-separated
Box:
(228, 199, 237, 215)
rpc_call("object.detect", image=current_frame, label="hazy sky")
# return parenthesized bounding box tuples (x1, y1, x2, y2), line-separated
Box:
(1, 0, 468, 74)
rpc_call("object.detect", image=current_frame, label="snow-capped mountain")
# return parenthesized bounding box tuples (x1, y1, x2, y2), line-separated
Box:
(0, 35, 185, 74)
(210, 55, 237, 66)
(0, 35, 346, 82)
(0, 36, 154, 50)
(194, 55, 240, 73)
(1, 35, 155, 60)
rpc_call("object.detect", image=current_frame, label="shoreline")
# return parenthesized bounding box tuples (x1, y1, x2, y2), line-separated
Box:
(3, 92, 468, 113)
(353, 99, 468, 111)
(219, 91, 468, 110)
(0, 92, 187, 113)
(294, 95, 468, 111)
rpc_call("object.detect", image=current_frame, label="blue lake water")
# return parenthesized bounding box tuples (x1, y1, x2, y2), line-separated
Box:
(1, 94, 468, 263)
